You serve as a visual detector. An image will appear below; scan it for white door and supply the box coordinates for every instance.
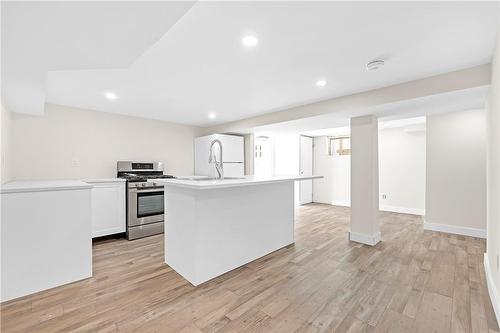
[254,136,272,177]
[300,136,313,205]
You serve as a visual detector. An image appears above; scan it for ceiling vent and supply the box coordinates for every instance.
[366,59,385,71]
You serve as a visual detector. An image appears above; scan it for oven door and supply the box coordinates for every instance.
[128,187,164,227]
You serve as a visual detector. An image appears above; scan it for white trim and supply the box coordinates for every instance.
[331,200,350,207]
[380,205,425,216]
[484,253,500,325]
[423,221,486,238]
[312,199,334,205]
[349,231,381,246]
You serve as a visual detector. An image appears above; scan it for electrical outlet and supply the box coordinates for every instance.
[382,194,387,200]
[71,158,80,168]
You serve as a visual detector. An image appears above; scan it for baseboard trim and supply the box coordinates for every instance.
[331,200,350,207]
[312,199,334,205]
[484,253,500,325]
[380,205,425,216]
[423,221,486,239]
[349,231,381,246]
[313,201,424,215]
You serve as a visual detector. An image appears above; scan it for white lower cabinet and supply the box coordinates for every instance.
[86,180,126,238]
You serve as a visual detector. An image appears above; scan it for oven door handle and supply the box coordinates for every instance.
[129,188,164,194]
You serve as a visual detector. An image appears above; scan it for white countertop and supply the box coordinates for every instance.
[150,175,323,190]
[82,178,126,183]
[1,180,93,194]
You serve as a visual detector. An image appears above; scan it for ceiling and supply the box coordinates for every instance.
[2,2,499,127]
[1,1,195,115]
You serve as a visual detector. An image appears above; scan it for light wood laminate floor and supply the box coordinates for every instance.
[1,204,498,333]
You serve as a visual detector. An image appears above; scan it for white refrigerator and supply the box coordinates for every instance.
[194,134,245,177]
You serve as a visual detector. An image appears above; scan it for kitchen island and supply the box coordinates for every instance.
[152,175,322,286]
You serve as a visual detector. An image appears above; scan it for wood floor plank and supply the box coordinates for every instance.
[372,309,413,333]
[412,291,453,333]
[452,246,472,333]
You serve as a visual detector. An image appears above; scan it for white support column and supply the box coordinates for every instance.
[244,134,255,176]
[349,115,380,246]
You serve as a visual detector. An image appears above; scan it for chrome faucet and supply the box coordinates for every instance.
[208,139,224,179]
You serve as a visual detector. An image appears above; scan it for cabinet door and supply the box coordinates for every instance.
[91,182,126,237]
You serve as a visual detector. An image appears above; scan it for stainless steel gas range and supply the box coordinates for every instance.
[117,161,174,240]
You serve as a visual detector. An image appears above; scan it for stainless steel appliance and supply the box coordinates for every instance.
[117,161,174,240]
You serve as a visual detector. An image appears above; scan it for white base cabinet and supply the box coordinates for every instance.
[86,179,126,238]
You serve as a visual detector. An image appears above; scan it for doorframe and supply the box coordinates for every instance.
[299,135,314,205]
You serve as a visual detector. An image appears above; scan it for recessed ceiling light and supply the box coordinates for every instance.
[104,91,118,100]
[208,112,216,120]
[316,80,327,87]
[242,35,258,47]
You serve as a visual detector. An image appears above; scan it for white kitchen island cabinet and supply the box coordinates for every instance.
[0,180,93,302]
[152,175,322,286]
[84,179,126,238]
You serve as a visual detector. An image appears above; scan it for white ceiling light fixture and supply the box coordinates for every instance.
[208,112,216,120]
[316,80,327,87]
[366,59,385,71]
[104,91,118,100]
[242,35,258,47]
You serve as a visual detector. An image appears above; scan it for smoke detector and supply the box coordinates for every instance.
[366,59,385,71]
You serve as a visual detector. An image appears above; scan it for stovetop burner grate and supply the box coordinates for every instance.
[117,172,174,182]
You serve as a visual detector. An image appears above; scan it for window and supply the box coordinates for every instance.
[327,136,351,156]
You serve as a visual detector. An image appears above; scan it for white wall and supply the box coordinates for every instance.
[425,109,486,236]
[1,104,13,183]
[486,27,500,322]
[313,124,426,214]
[10,104,201,180]
[273,134,300,176]
[379,126,426,215]
[272,134,300,206]
[312,137,350,206]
